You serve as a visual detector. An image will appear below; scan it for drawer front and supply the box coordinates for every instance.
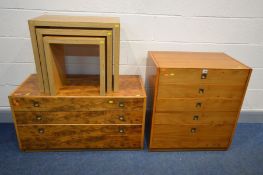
[159,68,249,86]
[15,110,143,124]
[156,98,241,112]
[150,124,232,149]
[18,125,142,150]
[11,97,144,111]
[158,84,244,99]
[154,112,237,125]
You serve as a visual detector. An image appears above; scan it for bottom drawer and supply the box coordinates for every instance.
[18,125,142,150]
[150,124,233,149]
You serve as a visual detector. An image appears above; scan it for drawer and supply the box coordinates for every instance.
[10,97,144,111]
[151,135,230,149]
[158,84,244,99]
[15,110,143,124]
[150,124,232,149]
[154,112,237,125]
[18,125,142,150]
[156,98,241,112]
[159,68,249,86]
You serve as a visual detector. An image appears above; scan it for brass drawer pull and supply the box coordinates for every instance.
[36,115,42,121]
[201,69,208,79]
[38,128,45,134]
[13,99,19,106]
[191,128,197,133]
[119,115,125,121]
[108,100,114,104]
[196,102,202,108]
[119,128,125,133]
[199,88,204,94]
[119,102,125,108]
[201,73,207,79]
[193,115,199,120]
[32,101,40,107]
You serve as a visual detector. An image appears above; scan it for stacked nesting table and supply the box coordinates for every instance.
[29,15,120,94]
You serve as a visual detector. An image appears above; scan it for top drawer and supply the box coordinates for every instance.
[159,68,249,85]
[10,97,144,112]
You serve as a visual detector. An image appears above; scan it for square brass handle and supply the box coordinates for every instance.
[32,101,40,107]
[201,69,208,79]
[119,128,125,133]
[196,102,202,108]
[35,115,42,121]
[199,88,205,94]
[119,115,125,121]
[38,128,45,134]
[201,73,207,79]
[108,100,114,104]
[193,115,199,120]
[191,128,197,133]
[119,102,125,107]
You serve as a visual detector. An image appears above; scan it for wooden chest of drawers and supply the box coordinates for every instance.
[146,51,252,151]
[9,74,146,151]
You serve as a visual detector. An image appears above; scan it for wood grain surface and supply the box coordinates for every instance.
[11,96,144,112]
[18,125,142,150]
[150,124,232,149]
[15,110,143,124]
[11,74,145,97]
[150,135,229,149]
[149,51,250,69]
[147,51,252,150]
[153,111,237,125]
[156,98,241,112]
[158,68,250,85]
[9,75,146,151]
[158,84,245,99]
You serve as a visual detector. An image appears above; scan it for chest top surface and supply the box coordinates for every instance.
[149,51,250,69]
[11,75,145,97]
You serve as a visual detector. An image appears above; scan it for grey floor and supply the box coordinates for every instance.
[0,123,262,175]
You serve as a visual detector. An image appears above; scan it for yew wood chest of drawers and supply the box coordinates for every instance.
[9,74,146,151]
[146,51,252,151]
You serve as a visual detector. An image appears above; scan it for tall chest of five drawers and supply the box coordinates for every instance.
[146,51,252,151]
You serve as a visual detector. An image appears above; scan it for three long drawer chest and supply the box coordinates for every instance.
[9,74,146,151]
